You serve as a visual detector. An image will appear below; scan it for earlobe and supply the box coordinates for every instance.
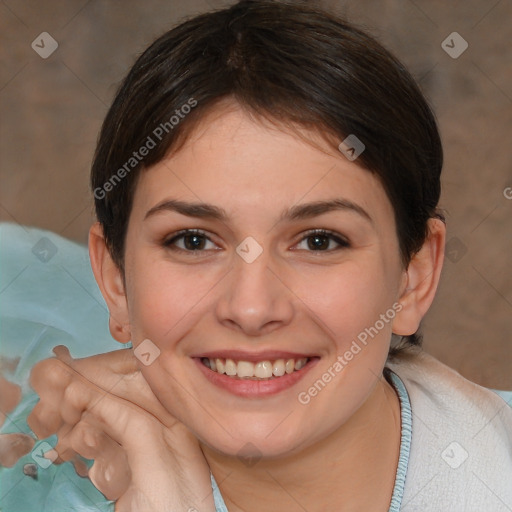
[88,222,131,344]
[392,218,446,336]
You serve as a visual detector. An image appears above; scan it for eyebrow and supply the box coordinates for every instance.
[144,198,373,224]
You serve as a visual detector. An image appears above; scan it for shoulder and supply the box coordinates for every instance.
[386,349,512,511]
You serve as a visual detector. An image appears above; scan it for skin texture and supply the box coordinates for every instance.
[29,346,216,512]
[29,100,445,511]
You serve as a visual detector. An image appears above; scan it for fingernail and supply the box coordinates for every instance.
[83,430,96,448]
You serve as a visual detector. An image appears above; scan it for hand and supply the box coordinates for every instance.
[27,346,215,512]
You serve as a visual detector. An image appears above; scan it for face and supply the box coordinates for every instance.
[121,101,406,458]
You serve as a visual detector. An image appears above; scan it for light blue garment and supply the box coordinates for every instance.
[1,222,511,511]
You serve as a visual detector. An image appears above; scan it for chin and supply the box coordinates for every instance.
[194,420,316,461]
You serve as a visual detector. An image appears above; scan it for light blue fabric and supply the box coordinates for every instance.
[386,369,412,512]
[210,473,229,512]
[1,222,510,511]
[0,223,118,512]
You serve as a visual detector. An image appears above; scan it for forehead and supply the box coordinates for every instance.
[131,102,395,229]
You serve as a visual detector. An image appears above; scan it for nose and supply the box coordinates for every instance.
[215,245,294,337]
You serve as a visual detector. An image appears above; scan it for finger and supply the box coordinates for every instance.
[71,454,90,478]
[53,371,155,450]
[54,345,139,380]
[52,423,75,463]
[28,359,74,439]
[45,347,176,429]
[27,401,64,439]
[52,346,147,406]
[59,355,177,439]
[29,362,125,441]
[66,421,131,500]
[78,348,139,376]
[60,379,94,426]
[88,447,131,500]
[29,358,73,397]
[29,353,124,434]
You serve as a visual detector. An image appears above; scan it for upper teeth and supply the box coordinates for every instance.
[202,358,308,379]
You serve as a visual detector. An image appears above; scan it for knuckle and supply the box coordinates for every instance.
[63,379,88,408]
[29,358,73,394]
[70,422,96,450]
[27,403,59,438]
[29,359,54,391]
[61,379,95,426]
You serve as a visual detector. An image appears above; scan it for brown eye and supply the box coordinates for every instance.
[164,229,217,252]
[295,229,350,252]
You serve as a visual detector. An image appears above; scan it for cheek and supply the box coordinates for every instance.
[293,265,394,433]
[296,259,395,342]
[294,259,397,403]
[126,256,226,344]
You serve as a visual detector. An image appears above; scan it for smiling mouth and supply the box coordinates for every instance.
[200,357,314,380]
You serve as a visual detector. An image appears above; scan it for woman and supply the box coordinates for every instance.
[26,1,512,510]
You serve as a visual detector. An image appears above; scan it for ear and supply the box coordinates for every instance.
[392,217,446,336]
[88,222,131,344]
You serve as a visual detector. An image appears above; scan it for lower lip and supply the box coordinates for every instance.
[193,357,319,398]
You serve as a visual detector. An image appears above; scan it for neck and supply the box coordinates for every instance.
[202,372,402,512]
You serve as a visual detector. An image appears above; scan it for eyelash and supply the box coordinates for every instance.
[162,228,350,254]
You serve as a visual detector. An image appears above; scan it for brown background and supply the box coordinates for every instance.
[1,0,511,389]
